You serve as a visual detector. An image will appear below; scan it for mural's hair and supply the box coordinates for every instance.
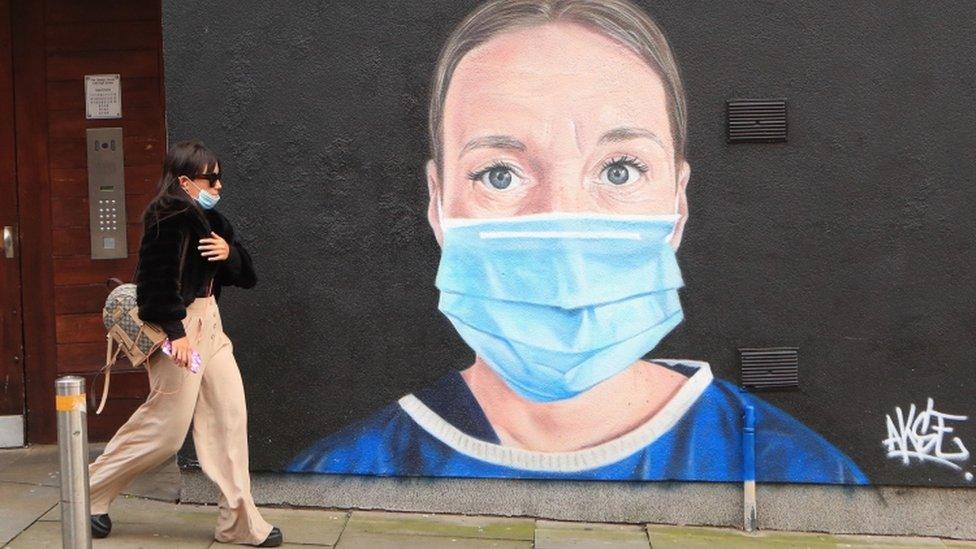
[428,0,687,172]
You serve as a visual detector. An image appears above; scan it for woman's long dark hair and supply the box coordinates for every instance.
[144,140,219,234]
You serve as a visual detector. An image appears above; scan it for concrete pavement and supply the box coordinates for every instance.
[2,445,974,548]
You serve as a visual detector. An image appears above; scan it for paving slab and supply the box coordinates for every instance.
[39,495,215,528]
[648,524,839,548]
[0,445,62,487]
[0,481,59,545]
[535,520,649,548]
[245,545,331,549]
[6,521,216,549]
[251,507,348,546]
[646,524,953,548]
[27,497,217,548]
[344,509,535,541]
[0,448,24,471]
[38,503,60,521]
[831,534,947,547]
[89,523,214,549]
[103,497,217,530]
[4,520,63,548]
[0,444,179,502]
[335,531,532,548]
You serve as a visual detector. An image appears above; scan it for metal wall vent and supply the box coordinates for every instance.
[739,347,799,390]
[727,99,788,143]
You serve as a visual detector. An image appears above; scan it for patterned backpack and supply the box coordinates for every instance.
[97,234,188,414]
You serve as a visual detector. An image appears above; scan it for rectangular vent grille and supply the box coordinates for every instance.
[739,347,799,390]
[727,99,788,143]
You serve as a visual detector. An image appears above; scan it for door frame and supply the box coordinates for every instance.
[0,0,26,447]
[11,0,58,444]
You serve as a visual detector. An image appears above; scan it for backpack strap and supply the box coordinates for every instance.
[96,322,141,415]
[96,334,123,415]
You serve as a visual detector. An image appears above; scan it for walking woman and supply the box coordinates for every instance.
[88,140,282,547]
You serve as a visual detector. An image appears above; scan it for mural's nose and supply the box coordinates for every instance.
[544,164,588,213]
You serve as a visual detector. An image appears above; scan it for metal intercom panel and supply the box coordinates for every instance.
[86,127,127,259]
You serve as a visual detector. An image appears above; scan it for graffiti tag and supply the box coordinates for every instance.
[883,398,971,479]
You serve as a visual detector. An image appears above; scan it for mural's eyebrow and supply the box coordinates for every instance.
[598,127,666,148]
[460,135,527,157]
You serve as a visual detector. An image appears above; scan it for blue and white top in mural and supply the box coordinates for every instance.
[288,360,867,484]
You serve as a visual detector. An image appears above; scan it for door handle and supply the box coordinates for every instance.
[2,226,14,258]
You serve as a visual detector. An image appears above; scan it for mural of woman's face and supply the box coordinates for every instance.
[428,22,690,245]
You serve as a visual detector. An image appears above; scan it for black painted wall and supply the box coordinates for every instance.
[162,1,976,485]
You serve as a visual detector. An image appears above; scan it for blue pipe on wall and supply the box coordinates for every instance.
[743,404,757,532]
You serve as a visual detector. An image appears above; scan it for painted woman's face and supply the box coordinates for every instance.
[430,22,689,226]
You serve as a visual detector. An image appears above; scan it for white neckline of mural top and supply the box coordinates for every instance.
[397,359,713,473]
[442,212,682,229]
[479,230,642,240]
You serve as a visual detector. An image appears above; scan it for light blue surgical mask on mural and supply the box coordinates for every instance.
[435,212,685,402]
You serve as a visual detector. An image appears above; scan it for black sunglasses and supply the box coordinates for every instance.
[193,172,222,186]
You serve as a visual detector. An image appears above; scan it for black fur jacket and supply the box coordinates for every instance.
[136,202,256,340]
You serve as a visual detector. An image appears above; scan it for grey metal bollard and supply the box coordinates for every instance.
[56,376,92,549]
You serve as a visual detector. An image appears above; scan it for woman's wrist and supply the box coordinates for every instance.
[159,319,186,340]
[222,244,242,270]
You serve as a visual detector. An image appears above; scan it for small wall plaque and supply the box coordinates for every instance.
[85,74,122,120]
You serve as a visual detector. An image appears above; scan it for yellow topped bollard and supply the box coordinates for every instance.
[56,376,92,549]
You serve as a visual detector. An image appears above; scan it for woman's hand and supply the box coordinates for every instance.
[169,337,195,368]
[199,231,230,261]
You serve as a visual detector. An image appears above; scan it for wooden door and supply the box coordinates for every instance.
[0,0,26,447]
[8,0,165,443]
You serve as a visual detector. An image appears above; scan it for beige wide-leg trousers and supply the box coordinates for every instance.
[88,296,272,545]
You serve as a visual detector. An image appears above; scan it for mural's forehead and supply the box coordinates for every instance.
[442,22,673,156]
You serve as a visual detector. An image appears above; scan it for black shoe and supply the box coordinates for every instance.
[257,526,282,547]
[91,514,112,538]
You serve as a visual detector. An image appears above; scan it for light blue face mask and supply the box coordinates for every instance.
[190,182,220,210]
[435,213,685,402]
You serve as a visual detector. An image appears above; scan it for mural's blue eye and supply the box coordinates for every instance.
[606,164,630,185]
[599,157,649,186]
[486,167,513,189]
[470,163,524,191]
